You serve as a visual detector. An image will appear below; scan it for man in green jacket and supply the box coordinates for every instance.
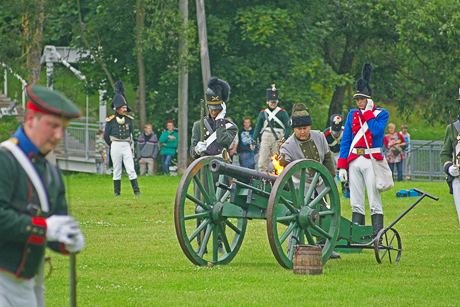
[159,120,178,175]
[253,84,291,171]
[0,85,85,306]
[440,87,460,224]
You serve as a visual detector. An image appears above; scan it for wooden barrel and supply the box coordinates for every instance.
[293,244,323,275]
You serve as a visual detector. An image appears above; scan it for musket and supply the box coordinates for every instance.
[200,99,205,157]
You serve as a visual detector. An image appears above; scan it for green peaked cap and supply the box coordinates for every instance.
[27,84,81,118]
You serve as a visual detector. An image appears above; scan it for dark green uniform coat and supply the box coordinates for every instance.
[104,114,135,146]
[440,121,460,171]
[0,127,69,279]
[190,116,237,159]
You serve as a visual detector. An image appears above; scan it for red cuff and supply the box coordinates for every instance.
[337,158,348,170]
[32,217,47,228]
[363,110,375,121]
[60,242,70,255]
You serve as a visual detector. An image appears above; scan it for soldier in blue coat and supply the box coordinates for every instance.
[0,85,85,306]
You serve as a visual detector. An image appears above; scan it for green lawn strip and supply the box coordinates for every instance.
[44,174,459,306]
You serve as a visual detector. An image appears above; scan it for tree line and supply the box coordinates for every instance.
[1,0,460,171]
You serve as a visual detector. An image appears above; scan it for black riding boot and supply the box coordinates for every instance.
[114,180,121,196]
[130,179,140,195]
[371,214,384,245]
[352,212,366,226]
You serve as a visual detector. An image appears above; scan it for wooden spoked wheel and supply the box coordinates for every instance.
[266,159,341,269]
[374,228,402,264]
[174,157,247,266]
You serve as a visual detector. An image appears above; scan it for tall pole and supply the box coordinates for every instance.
[178,0,189,174]
[196,0,211,97]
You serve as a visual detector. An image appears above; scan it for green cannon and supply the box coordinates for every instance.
[174,157,438,268]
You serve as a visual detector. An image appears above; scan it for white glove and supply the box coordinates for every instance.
[339,168,348,182]
[448,165,460,177]
[364,99,374,112]
[46,215,80,245]
[65,230,85,253]
[195,141,207,154]
[215,102,227,120]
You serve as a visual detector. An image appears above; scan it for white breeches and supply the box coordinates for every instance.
[111,141,137,180]
[0,272,37,307]
[258,131,282,172]
[348,156,383,215]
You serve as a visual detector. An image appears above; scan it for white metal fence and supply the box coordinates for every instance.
[399,140,445,182]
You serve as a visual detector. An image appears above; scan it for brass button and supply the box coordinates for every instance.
[26,226,31,232]
[33,228,38,233]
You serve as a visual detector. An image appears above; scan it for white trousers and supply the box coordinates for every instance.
[0,271,37,307]
[349,156,383,215]
[258,130,282,172]
[111,141,137,181]
[453,178,460,223]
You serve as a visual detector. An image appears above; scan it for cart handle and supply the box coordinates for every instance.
[386,188,439,230]
[413,188,439,201]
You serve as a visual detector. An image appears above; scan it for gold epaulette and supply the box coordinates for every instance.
[106,115,115,122]
[126,114,134,120]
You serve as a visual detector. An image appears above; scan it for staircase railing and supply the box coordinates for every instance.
[1,62,27,109]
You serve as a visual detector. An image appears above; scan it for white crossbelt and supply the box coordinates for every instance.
[262,107,285,130]
[348,109,382,155]
[0,140,49,212]
[205,122,235,149]
[351,147,381,155]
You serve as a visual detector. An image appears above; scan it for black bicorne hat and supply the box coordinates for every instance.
[330,114,343,133]
[266,84,279,102]
[290,103,312,128]
[353,63,372,99]
[206,77,230,110]
[111,81,131,112]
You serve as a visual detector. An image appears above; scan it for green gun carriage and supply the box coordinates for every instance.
[174,157,438,268]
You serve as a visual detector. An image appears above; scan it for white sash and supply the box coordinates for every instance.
[0,140,49,212]
[348,109,382,155]
[205,123,235,149]
[262,107,285,130]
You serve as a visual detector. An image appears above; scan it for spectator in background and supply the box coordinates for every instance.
[137,123,159,176]
[159,120,178,175]
[383,123,407,182]
[237,118,255,169]
[400,124,411,180]
[95,129,108,175]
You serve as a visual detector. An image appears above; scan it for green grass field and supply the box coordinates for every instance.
[43,174,459,306]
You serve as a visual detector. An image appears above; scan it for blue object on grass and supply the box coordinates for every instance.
[396,189,422,198]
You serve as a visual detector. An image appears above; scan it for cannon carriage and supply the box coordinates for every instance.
[174,157,438,268]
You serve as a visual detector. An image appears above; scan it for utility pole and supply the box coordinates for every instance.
[196,0,211,97]
[177,0,189,174]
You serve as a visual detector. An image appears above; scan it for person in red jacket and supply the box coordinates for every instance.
[383,123,407,181]
[337,63,389,240]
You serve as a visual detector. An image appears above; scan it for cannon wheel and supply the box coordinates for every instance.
[174,156,247,266]
[374,227,402,264]
[266,159,341,269]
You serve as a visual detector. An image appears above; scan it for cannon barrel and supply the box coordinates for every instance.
[209,159,278,184]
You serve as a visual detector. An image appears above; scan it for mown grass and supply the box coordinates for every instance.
[44,174,459,306]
